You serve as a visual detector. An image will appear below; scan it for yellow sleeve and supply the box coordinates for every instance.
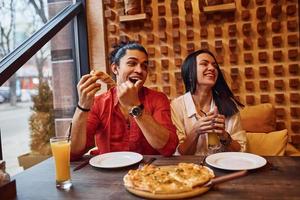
[170,100,186,144]
[228,113,247,152]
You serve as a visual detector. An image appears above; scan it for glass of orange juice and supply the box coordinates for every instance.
[207,132,221,155]
[50,136,72,190]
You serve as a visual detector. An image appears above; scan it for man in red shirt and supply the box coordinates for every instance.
[70,42,178,160]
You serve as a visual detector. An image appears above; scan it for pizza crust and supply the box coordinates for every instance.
[126,185,210,200]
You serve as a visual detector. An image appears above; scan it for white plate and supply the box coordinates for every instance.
[206,152,267,170]
[89,151,143,169]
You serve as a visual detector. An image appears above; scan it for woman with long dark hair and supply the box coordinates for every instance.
[171,49,246,155]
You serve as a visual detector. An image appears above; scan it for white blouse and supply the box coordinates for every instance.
[171,92,247,155]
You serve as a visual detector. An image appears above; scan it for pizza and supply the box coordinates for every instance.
[90,70,116,87]
[123,163,214,195]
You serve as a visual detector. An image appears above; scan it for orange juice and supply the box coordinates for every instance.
[207,132,220,146]
[50,137,72,189]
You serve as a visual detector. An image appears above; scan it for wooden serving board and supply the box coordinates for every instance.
[125,186,210,199]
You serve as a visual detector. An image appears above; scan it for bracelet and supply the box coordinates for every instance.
[220,133,232,146]
[77,104,90,112]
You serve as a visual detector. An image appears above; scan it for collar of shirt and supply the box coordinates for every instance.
[183,92,215,119]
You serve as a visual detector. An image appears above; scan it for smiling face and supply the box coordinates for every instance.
[111,49,148,86]
[196,53,218,90]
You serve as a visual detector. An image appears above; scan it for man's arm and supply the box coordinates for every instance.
[118,80,178,156]
[70,73,101,159]
[135,111,171,148]
[70,109,89,158]
[133,106,178,156]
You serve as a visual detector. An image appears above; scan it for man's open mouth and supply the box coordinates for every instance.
[129,77,140,84]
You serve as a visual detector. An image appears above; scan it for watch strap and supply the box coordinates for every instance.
[220,133,232,146]
[137,104,144,110]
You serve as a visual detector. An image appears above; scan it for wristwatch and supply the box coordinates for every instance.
[129,104,144,118]
[220,133,232,146]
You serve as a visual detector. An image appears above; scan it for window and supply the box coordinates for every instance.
[0,0,72,58]
[0,0,88,175]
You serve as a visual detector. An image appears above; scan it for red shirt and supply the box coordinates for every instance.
[72,87,178,159]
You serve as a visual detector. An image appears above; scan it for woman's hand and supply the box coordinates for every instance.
[191,112,215,136]
[77,74,101,109]
[192,107,227,138]
[210,107,240,150]
[210,107,228,140]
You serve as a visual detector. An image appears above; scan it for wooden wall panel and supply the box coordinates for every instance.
[87,0,300,144]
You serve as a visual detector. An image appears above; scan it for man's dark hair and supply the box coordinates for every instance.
[109,41,148,65]
[181,49,244,117]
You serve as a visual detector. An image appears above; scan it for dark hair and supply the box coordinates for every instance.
[181,49,244,117]
[109,41,148,65]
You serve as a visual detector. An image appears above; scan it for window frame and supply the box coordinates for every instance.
[0,0,89,86]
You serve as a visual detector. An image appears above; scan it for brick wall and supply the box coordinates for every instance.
[86,0,300,145]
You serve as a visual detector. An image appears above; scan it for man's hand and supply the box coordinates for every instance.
[117,79,143,108]
[91,70,116,87]
[77,73,101,109]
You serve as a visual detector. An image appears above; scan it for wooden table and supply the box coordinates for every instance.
[13,155,300,200]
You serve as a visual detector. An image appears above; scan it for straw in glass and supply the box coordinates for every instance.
[67,122,72,142]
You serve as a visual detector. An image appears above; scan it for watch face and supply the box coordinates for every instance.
[132,107,142,116]
[129,104,144,118]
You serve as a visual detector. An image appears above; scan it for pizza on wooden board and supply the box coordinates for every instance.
[90,70,116,87]
[123,163,215,195]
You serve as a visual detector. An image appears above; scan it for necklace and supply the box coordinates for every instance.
[192,94,211,117]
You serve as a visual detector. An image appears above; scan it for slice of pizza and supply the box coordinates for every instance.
[124,164,191,194]
[90,70,116,87]
[124,165,157,192]
[167,163,215,188]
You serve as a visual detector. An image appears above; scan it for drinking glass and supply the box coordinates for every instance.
[50,136,72,190]
[207,132,221,155]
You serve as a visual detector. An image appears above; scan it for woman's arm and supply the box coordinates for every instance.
[171,103,215,155]
[213,112,246,152]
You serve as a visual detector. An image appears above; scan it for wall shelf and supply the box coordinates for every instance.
[119,13,147,22]
[203,3,236,13]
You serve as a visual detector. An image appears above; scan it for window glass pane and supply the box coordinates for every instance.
[1,3,78,176]
[1,44,54,175]
[0,0,72,58]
